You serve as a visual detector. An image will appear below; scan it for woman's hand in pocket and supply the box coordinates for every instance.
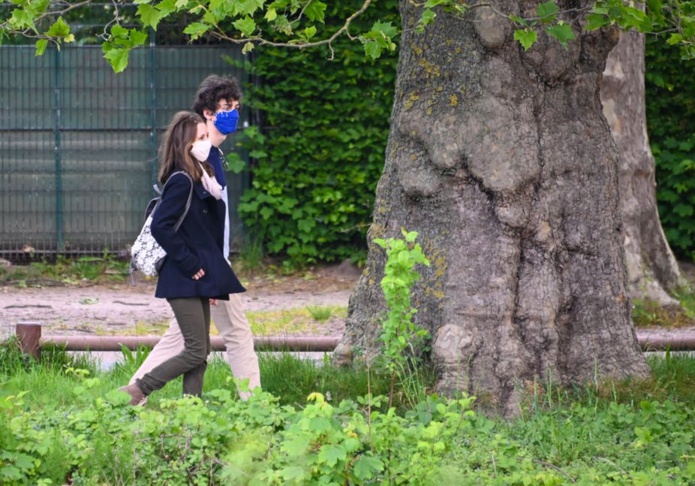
[192,268,205,280]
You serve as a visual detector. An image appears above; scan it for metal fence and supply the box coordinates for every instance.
[0,44,249,261]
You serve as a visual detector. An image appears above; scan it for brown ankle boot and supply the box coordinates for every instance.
[118,383,147,406]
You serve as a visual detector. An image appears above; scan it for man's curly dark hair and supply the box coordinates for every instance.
[191,75,243,117]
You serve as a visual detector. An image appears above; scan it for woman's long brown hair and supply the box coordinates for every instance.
[158,111,211,184]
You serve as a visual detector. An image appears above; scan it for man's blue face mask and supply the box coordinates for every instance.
[213,109,239,135]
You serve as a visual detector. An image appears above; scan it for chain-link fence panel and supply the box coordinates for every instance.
[0,44,248,261]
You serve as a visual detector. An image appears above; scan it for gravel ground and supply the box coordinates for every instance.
[1,262,361,341]
[2,261,695,348]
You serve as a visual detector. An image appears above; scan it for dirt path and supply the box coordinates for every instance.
[1,262,361,340]
[2,261,695,346]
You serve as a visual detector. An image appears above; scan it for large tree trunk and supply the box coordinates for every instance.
[335,1,650,416]
[601,28,686,307]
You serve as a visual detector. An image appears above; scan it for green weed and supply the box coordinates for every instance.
[632,297,695,328]
[306,305,332,322]
[233,235,265,275]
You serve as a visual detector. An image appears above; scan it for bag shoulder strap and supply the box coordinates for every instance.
[151,171,193,231]
[167,171,194,232]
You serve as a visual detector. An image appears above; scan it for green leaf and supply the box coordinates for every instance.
[318,444,346,467]
[404,230,418,243]
[674,203,694,217]
[35,38,48,56]
[371,20,398,40]
[226,153,246,173]
[12,453,34,470]
[129,30,148,47]
[417,8,436,32]
[667,33,684,46]
[280,466,309,482]
[10,9,37,32]
[103,48,130,73]
[621,5,650,31]
[514,29,537,51]
[364,41,381,59]
[585,13,609,31]
[282,434,311,456]
[353,454,384,481]
[302,26,317,40]
[184,22,211,39]
[260,207,274,220]
[298,218,316,232]
[265,8,277,21]
[304,0,327,22]
[137,3,165,30]
[110,25,129,38]
[235,0,264,16]
[46,17,70,38]
[537,1,559,23]
[509,15,527,27]
[273,15,293,35]
[234,16,257,37]
[156,0,177,16]
[546,23,575,47]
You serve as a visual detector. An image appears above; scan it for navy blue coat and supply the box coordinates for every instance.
[151,172,245,300]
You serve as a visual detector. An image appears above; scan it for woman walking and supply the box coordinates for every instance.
[120,111,245,404]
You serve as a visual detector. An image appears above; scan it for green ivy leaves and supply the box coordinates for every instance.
[233,1,399,266]
[646,36,695,259]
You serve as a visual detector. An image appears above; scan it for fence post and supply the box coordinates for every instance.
[16,321,43,358]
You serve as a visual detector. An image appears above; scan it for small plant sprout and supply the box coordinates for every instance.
[374,229,431,406]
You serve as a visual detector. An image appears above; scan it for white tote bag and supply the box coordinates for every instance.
[131,172,193,277]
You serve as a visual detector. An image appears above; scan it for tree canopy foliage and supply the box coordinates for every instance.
[1,1,694,72]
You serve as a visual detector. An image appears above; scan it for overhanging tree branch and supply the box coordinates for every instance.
[1,0,694,72]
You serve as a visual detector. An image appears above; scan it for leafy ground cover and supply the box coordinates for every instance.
[0,341,694,485]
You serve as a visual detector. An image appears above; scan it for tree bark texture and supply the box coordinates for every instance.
[335,0,650,415]
[600,27,685,307]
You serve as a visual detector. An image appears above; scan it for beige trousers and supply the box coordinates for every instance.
[129,293,261,399]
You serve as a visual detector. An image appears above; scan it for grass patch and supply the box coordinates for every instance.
[632,296,695,327]
[245,306,347,335]
[631,284,695,328]
[132,320,170,336]
[0,344,426,412]
[306,305,333,322]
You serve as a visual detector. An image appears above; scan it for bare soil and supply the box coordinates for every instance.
[0,261,362,340]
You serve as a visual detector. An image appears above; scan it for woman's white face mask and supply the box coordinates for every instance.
[190,140,212,163]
